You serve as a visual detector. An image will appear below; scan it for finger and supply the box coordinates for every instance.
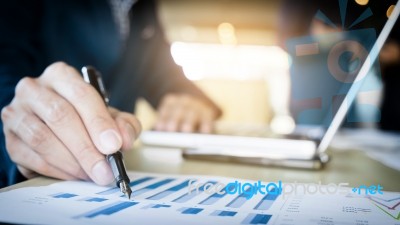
[109,107,142,135]
[199,110,215,134]
[15,76,114,185]
[3,105,88,180]
[156,97,187,132]
[165,106,185,132]
[180,110,199,133]
[155,94,178,131]
[4,131,76,180]
[109,108,142,151]
[40,62,122,154]
[199,117,214,134]
[17,165,39,180]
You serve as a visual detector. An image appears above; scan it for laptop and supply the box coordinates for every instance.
[140,1,400,169]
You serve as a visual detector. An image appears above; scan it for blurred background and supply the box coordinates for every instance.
[136,0,292,132]
[135,0,399,133]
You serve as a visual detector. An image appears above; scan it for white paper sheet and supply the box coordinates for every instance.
[331,128,400,171]
[0,172,399,225]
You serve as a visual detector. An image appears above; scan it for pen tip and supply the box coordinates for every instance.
[125,187,132,200]
[120,180,132,200]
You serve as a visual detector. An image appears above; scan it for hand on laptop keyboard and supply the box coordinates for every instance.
[154,94,221,134]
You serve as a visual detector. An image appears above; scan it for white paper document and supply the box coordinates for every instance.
[0,172,399,225]
[331,128,400,171]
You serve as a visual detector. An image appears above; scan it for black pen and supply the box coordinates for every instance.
[81,66,132,199]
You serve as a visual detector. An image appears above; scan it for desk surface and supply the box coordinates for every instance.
[1,145,399,193]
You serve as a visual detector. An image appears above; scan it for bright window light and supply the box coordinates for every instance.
[170,42,290,80]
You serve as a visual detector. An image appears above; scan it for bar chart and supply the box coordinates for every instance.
[0,172,399,225]
[48,175,277,224]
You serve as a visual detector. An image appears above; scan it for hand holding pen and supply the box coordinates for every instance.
[2,62,141,191]
[82,66,134,198]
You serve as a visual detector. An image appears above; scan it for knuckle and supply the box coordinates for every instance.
[69,81,92,101]
[181,94,191,103]
[45,99,71,124]
[22,116,48,149]
[90,114,112,129]
[15,77,36,96]
[164,93,178,104]
[1,105,13,122]
[51,61,69,69]
[42,62,81,82]
[44,62,69,76]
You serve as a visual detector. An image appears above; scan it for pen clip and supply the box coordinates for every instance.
[81,66,110,105]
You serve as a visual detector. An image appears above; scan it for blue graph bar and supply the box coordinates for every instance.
[199,194,223,205]
[226,187,251,208]
[52,193,77,198]
[76,201,138,218]
[81,197,108,202]
[179,207,203,215]
[147,180,192,200]
[173,181,217,203]
[254,189,279,210]
[151,204,171,208]
[241,213,272,224]
[97,177,154,195]
[133,178,175,196]
[142,204,172,209]
[199,183,233,205]
[210,210,237,217]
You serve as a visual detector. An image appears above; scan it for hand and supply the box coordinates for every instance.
[1,62,141,185]
[154,93,221,133]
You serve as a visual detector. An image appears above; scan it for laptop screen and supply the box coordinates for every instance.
[284,0,400,151]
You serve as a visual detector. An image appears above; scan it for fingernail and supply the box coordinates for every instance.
[100,129,122,153]
[92,160,114,185]
[154,122,164,131]
[166,122,177,132]
[181,123,193,133]
[200,124,212,134]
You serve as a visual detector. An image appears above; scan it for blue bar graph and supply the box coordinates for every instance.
[173,181,217,203]
[241,213,272,224]
[210,210,237,217]
[147,180,192,200]
[179,207,203,215]
[133,178,175,196]
[226,187,251,208]
[80,197,108,202]
[97,177,154,195]
[75,201,138,218]
[52,193,78,198]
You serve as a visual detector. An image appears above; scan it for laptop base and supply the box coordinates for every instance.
[182,148,329,170]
